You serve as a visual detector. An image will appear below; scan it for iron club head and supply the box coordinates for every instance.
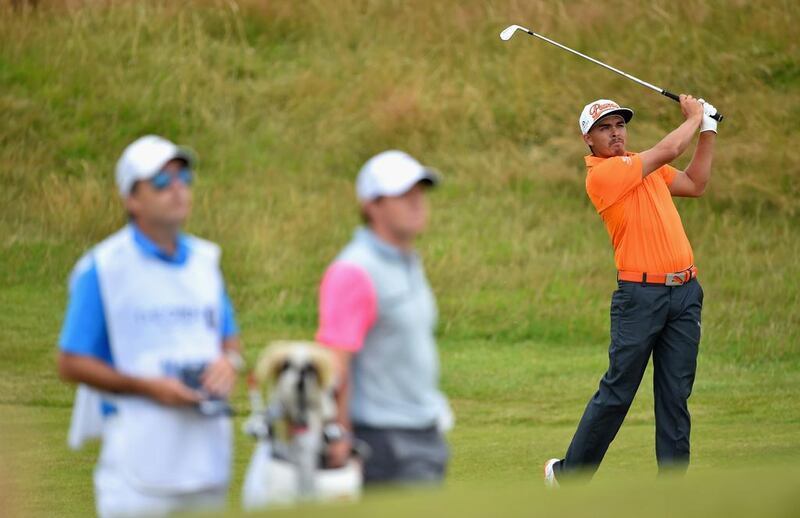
[500,24,531,41]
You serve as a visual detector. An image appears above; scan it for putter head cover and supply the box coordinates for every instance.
[254,341,337,425]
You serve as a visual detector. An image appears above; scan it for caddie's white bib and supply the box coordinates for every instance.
[94,225,231,493]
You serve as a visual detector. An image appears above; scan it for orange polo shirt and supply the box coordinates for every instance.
[585,152,694,273]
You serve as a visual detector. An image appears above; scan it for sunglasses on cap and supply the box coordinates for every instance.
[149,168,193,190]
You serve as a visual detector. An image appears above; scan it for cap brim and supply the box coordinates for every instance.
[401,167,440,194]
[588,108,634,132]
[419,167,440,187]
[141,146,196,182]
[171,146,196,168]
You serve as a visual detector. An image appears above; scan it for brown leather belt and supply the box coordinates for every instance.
[617,265,698,286]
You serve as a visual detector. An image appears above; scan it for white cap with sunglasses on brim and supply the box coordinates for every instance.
[115,135,196,196]
[579,99,634,135]
[356,150,440,202]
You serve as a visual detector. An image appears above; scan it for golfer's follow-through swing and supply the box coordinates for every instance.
[500,24,724,122]
[500,23,721,484]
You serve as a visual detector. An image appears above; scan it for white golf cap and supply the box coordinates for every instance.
[115,135,195,196]
[356,150,439,202]
[579,99,634,135]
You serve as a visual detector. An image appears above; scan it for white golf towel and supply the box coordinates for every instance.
[67,383,105,450]
[242,440,273,510]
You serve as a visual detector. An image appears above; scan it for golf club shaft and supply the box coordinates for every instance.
[518,27,724,122]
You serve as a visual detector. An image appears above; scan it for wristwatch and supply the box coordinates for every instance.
[323,423,352,443]
[223,349,246,373]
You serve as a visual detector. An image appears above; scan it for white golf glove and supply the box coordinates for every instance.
[698,99,718,133]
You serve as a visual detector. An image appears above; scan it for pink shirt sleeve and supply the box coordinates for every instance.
[315,261,377,352]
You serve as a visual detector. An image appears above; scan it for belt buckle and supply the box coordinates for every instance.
[664,272,686,286]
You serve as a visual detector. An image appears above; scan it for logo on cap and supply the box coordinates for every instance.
[589,102,620,120]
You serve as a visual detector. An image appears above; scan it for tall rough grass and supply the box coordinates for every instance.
[1,0,798,360]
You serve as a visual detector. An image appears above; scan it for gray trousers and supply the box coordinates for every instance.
[354,425,448,485]
[559,278,703,478]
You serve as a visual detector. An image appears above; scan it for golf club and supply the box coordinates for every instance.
[500,24,724,122]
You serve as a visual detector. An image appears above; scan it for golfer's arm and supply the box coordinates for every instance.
[330,349,354,433]
[58,351,148,396]
[640,115,702,177]
[670,132,715,197]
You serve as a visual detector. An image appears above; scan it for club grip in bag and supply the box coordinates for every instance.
[662,89,724,122]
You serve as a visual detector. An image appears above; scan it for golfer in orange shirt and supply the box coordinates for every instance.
[544,95,719,486]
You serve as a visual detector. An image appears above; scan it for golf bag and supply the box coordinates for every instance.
[241,341,364,510]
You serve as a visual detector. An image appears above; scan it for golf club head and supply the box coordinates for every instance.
[500,24,530,41]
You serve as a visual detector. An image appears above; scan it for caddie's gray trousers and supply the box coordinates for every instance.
[559,278,703,478]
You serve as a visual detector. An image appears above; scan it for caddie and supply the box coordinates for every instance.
[315,150,453,485]
[57,135,245,517]
[545,96,718,485]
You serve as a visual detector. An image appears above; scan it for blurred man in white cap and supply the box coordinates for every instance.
[57,135,245,517]
[315,150,453,485]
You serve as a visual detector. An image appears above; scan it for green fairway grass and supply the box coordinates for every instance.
[1,1,799,516]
